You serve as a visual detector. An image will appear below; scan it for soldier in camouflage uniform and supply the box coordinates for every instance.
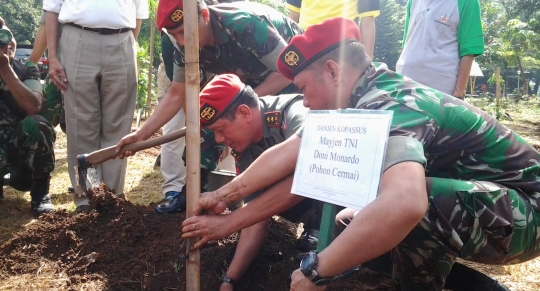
[117,0,304,214]
[182,18,539,290]
[197,74,319,290]
[0,18,56,217]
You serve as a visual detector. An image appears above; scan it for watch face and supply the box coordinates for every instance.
[300,251,318,276]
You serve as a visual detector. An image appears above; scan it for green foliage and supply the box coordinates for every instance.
[0,0,41,44]
[487,73,505,91]
[373,0,406,70]
[136,45,156,112]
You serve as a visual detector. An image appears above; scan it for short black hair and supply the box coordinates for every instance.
[219,85,258,121]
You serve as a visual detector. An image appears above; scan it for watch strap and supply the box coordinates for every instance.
[220,273,237,287]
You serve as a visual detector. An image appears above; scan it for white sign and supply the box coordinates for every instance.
[291,110,393,210]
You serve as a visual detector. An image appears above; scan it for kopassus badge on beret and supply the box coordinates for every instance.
[200,103,219,124]
[170,8,184,23]
[281,44,305,72]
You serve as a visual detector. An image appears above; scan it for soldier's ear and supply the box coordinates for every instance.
[326,60,340,85]
[200,8,210,23]
[236,105,252,120]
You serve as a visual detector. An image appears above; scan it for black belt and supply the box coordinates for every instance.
[66,23,132,35]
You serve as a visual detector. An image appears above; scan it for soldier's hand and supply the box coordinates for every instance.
[181,214,234,250]
[0,44,10,71]
[290,269,327,291]
[195,191,228,216]
[116,131,144,159]
[48,57,67,91]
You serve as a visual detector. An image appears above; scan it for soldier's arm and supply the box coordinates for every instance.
[0,52,42,115]
[134,80,186,141]
[252,72,293,97]
[310,161,428,278]
[195,134,301,214]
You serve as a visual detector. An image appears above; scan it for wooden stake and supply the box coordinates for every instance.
[146,20,156,114]
[184,0,201,291]
[496,67,501,118]
[184,0,201,290]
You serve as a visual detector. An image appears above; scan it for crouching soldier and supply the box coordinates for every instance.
[0,17,55,217]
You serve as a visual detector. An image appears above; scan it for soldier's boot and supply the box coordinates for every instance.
[30,176,55,218]
[154,168,211,214]
[444,262,511,291]
[0,175,4,200]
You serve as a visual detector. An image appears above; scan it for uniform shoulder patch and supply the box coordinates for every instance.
[230,150,242,161]
[265,111,280,127]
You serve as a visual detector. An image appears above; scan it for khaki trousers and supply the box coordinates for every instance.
[60,25,137,206]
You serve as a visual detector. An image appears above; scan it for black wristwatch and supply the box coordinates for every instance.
[220,273,237,287]
[299,251,333,286]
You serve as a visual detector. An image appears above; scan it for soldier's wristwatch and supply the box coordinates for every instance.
[300,251,333,286]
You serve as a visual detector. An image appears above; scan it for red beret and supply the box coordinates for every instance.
[277,17,361,80]
[157,0,185,31]
[200,74,246,126]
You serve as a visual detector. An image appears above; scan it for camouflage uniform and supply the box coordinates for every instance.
[232,94,316,221]
[39,77,63,128]
[0,60,55,188]
[172,2,303,170]
[347,63,540,290]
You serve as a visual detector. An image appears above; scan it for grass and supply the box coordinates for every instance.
[2,97,540,290]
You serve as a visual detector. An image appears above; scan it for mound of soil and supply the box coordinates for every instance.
[0,185,394,291]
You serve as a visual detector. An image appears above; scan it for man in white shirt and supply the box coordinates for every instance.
[43,0,149,212]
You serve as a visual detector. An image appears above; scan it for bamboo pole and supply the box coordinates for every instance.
[146,20,156,116]
[495,67,501,119]
[184,0,201,290]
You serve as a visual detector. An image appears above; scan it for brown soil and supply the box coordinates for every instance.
[0,185,395,291]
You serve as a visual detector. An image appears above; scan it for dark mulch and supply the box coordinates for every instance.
[0,185,394,291]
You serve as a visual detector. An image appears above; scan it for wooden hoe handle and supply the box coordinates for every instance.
[83,127,187,167]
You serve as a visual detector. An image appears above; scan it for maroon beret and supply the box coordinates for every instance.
[157,0,185,31]
[277,17,361,80]
[200,74,246,126]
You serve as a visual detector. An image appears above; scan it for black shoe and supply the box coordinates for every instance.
[30,176,55,218]
[154,191,186,214]
[444,262,511,291]
[68,185,74,193]
[296,229,319,252]
[31,194,55,218]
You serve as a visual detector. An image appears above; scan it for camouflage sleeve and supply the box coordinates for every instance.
[237,17,289,72]
[383,136,426,170]
[23,63,43,95]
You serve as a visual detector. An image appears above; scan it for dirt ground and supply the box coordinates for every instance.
[0,186,394,291]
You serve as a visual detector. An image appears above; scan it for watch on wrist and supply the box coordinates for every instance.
[299,251,333,286]
[220,273,237,287]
